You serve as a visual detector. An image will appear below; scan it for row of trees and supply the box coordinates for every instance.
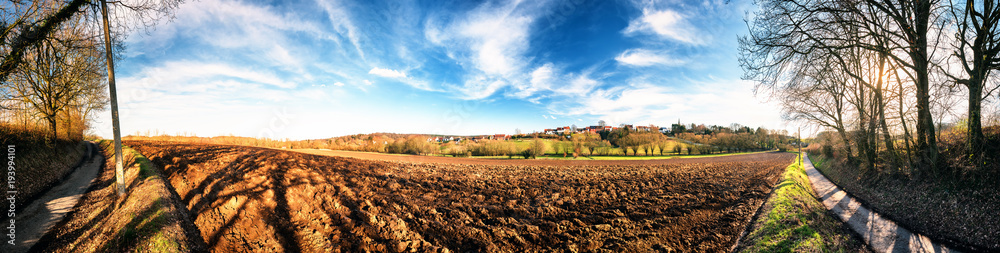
[741,0,999,177]
[3,0,181,196]
[2,1,109,142]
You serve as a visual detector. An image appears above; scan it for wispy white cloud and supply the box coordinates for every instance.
[432,2,535,77]
[624,8,704,45]
[140,0,327,50]
[425,1,553,99]
[333,82,345,87]
[508,63,555,98]
[128,61,297,89]
[615,48,686,66]
[451,77,508,100]
[562,72,601,97]
[368,67,407,78]
[317,0,367,60]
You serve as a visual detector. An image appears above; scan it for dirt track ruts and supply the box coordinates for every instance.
[126,141,795,252]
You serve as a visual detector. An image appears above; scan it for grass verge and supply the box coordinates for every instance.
[31,140,207,252]
[736,153,868,252]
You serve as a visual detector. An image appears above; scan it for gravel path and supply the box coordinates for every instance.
[1,142,102,253]
[803,154,960,253]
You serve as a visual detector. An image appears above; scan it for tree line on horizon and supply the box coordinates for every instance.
[123,122,800,159]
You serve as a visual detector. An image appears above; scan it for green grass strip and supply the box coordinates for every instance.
[740,154,864,252]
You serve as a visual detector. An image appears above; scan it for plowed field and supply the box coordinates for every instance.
[126,141,794,252]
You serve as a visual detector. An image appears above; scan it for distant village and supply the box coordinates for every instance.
[429,121,680,143]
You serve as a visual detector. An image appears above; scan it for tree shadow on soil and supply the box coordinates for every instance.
[141,145,308,252]
[95,198,169,252]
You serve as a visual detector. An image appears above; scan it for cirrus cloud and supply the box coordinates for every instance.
[368,67,407,78]
[615,49,686,67]
[624,8,704,45]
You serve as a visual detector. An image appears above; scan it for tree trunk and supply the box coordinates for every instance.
[874,55,900,168]
[65,109,72,141]
[913,0,938,173]
[47,116,58,144]
[837,127,853,163]
[878,97,898,166]
[894,69,915,168]
[967,80,984,160]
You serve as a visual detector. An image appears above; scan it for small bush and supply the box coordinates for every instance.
[777,144,795,152]
[821,144,834,158]
[386,136,437,155]
[525,138,547,159]
[446,145,470,157]
[469,140,518,157]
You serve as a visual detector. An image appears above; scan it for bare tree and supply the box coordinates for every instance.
[1,0,91,82]
[947,0,1000,161]
[741,0,946,172]
[8,12,102,143]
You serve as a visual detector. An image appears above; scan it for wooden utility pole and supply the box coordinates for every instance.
[100,0,124,197]
[798,126,801,166]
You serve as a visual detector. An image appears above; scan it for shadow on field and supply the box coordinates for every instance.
[127,140,796,252]
[142,145,314,252]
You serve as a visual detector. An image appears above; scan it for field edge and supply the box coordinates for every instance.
[734,153,869,252]
[31,140,207,252]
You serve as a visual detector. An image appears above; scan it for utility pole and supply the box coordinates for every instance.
[100,0,124,197]
[798,126,801,166]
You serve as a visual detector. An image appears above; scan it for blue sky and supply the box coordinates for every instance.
[91,0,790,140]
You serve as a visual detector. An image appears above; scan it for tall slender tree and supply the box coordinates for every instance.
[948,0,1000,162]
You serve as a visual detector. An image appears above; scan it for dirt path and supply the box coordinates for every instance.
[803,154,959,253]
[1,142,102,253]
[290,148,781,166]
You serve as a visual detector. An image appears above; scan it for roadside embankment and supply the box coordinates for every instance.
[0,124,87,211]
[736,153,868,252]
[30,140,206,252]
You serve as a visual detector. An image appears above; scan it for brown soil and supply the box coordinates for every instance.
[127,141,795,252]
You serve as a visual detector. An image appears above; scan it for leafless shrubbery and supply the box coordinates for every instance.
[469,140,519,157]
[386,136,437,155]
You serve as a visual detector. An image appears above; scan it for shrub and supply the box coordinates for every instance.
[525,138,547,159]
[470,140,518,157]
[386,136,437,155]
[777,144,796,152]
[446,145,470,157]
[821,144,834,158]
